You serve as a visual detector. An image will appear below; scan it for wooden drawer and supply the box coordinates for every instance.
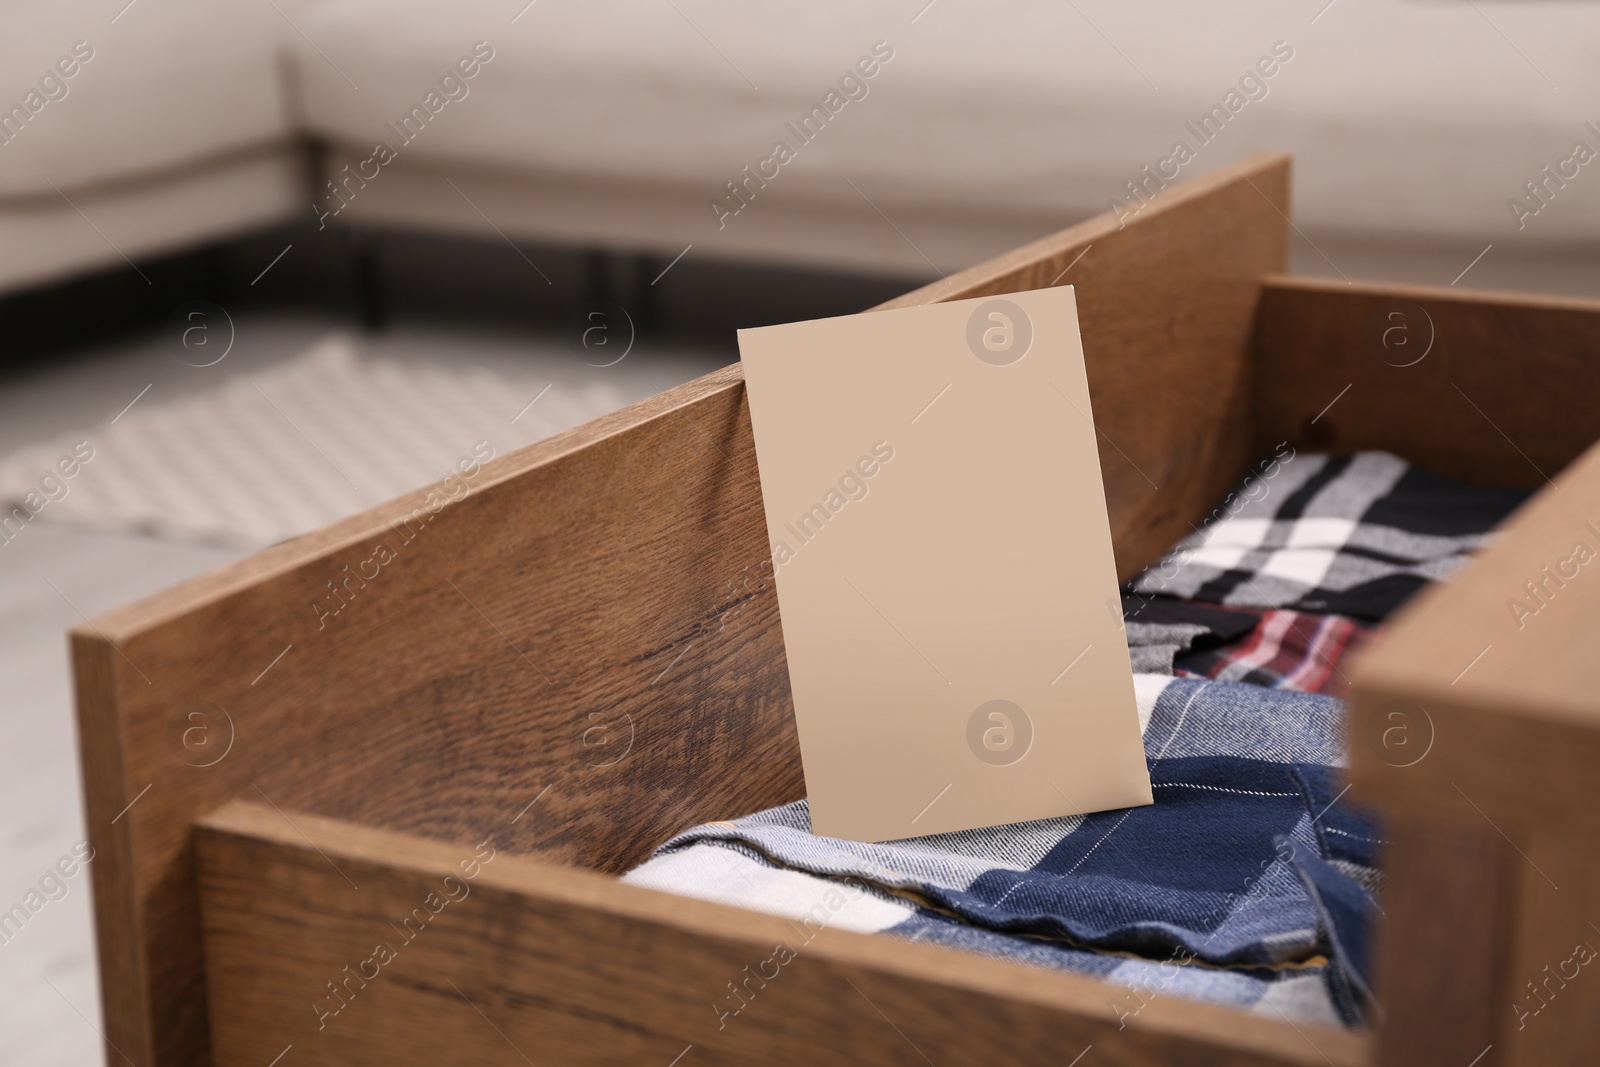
[73,153,1600,1066]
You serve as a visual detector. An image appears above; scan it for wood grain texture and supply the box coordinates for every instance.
[875,152,1291,579]
[1368,814,1600,1067]
[75,366,802,1067]
[1339,324,1600,1067]
[75,154,1295,1066]
[1500,828,1600,1067]
[197,800,1369,1067]
[1253,276,1600,486]
[1369,811,1518,1067]
[1347,438,1600,834]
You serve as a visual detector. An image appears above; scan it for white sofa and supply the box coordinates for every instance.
[4,0,1598,293]
[0,0,323,294]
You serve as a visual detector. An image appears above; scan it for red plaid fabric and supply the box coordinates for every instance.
[1174,607,1374,698]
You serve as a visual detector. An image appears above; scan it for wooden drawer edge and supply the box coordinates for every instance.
[196,799,1370,1067]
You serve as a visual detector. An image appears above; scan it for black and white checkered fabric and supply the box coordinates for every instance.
[1129,451,1532,621]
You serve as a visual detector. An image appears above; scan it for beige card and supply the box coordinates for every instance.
[737,285,1151,842]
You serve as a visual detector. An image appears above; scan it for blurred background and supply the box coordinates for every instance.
[1,1,1596,1062]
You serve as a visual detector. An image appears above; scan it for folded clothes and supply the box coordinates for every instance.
[1127,451,1530,621]
[1175,607,1374,697]
[626,676,1381,1027]
[628,450,1526,1030]
[1123,596,1373,697]
[1122,596,1259,674]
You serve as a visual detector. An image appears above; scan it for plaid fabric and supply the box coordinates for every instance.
[627,450,1525,1029]
[1174,607,1374,698]
[1122,596,1259,675]
[627,676,1380,1027]
[1124,596,1373,697]
[1128,451,1530,620]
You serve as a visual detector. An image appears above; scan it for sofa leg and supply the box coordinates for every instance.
[199,244,234,306]
[631,253,660,332]
[584,249,613,305]
[351,230,386,330]
[584,250,660,331]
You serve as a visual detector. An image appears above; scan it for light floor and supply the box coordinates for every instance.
[0,310,727,1067]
